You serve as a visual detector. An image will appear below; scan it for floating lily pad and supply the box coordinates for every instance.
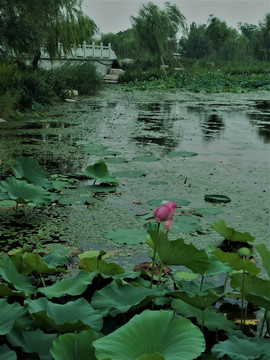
[147,198,190,207]
[204,195,231,203]
[167,151,198,157]
[115,170,146,178]
[171,216,202,234]
[83,145,109,155]
[133,156,159,162]
[87,185,117,193]
[148,181,168,185]
[104,229,146,244]
[99,157,127,164]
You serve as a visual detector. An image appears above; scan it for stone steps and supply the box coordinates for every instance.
[103,68,125,84]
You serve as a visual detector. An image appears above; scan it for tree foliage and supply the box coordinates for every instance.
[130,1,186,66]
[0,0,98,62]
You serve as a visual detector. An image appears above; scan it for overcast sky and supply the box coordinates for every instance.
[82,0,269,35]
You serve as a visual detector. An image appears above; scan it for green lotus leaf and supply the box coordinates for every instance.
[13,156,51,188]
[168,289,220,310]
[211,332,270,360]
[170,216,202,234]
[6,329,57,360]
[91,280,163,316]
[86,185,117,193]
[255,243,270,278]
[148,230,210,274]
[137,353,165,360]
[12,253,66,275]
[213,249,260,275]
[205,195,231,203]
[133,156,159,162]
[0,255,35,297]
[0,344,17,360]
[230,273,270,298]
[99,156,127,164]
[246,293,270,311]
[203,253,232,276]
[38,270,97,299]
[167,151,198,157]
[0,283,26,297]
[211,219,255,242]
[104,228,146,244]
[93,310,205,360]
[25,297,103,332]
[0,177,51,206]
[171,298,237,331]
[0,299,28,335]
[84,161,118,186]
[79,257,125,275]
[50,329,103,360]
[83,144,108,155]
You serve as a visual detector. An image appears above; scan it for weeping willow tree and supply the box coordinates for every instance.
[131,1,186,67]
[0,0,98,68]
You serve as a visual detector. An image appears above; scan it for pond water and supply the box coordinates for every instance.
[0,87,269,268]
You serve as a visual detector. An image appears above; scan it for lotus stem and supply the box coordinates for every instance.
[199,275,205,291]
[201,309,205,333]
[259,309,268,337]
[157,262,164,288]
[240,256,246,326]
[223,272,229,293]
[150,223,160,289]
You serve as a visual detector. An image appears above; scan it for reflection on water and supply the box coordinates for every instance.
[131,101,182,151]
[247,100,270,143]
[200,113,225,142]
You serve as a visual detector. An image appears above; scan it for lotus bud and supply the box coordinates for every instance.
[154,201,177,223]
[238,247,251,258]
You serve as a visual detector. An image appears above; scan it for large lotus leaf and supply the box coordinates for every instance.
[0,299,28,335]
[246,293,270,311]
[0,177,51,206]
[25,297,103,332]
[38,270,97,299]
[93,310,205,360]
[211,220,255,243]
[137,353,165,360]
[168,289,220,310]
[13,156,51,188]
[170,215,202,234]
[171,298,237,331]
[50,329,103,360]
[0,199,17,208]
[14,253,67,275]
[79,257,125,275]
[230,273,270,298]
[84,161,118,186]
[91,280,163,316]
[6,329,56,360]
[203,253,232,276]
[255,243,270,278]
[148,230,210,274]
[211,332,270,360]
[0,344,17,360]
[213,249,260,275]
[0,283,26,297]
[0,255,35,297]
[105,228,146,245]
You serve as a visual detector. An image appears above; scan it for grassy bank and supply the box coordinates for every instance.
[0,61,103,119]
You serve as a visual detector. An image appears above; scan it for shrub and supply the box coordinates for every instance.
[0,90,19,119]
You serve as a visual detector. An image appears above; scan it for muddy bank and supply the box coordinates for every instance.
[0,87,269,268]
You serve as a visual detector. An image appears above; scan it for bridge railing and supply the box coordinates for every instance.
[41,42,117,60]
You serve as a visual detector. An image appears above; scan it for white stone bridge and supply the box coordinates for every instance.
[39,42,117,74]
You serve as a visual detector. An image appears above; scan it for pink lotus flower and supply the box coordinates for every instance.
[154,201,177,223]
[162,218,173,232]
